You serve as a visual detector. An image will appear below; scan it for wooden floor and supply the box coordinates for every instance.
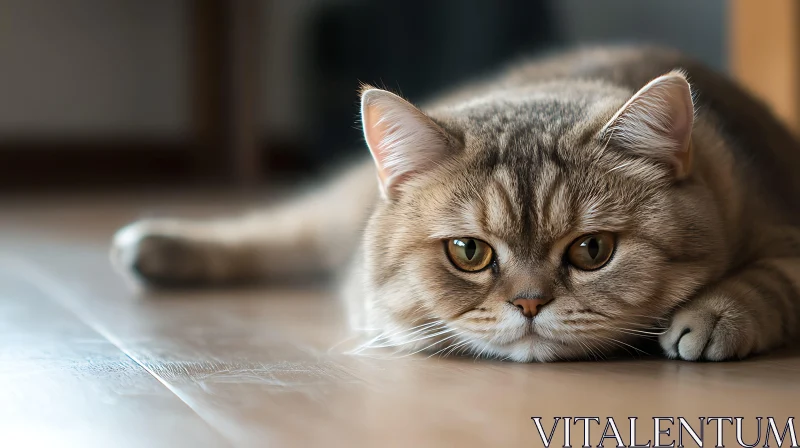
[2,192,799,448]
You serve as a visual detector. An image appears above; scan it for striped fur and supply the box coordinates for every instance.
[112,46,800,362]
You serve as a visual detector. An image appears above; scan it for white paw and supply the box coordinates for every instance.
[110,220,205,285]
[659,296,755,361]
[111,221,153,274]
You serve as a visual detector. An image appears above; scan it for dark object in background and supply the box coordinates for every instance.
[305,0,555,169]
[295,0,725,176]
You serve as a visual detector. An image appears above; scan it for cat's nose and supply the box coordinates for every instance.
[511,296,551,318]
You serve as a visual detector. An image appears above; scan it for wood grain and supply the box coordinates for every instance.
[0,267,228,448]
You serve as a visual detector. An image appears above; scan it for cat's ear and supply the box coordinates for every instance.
[361,87,454,199]
[601,71,694,179]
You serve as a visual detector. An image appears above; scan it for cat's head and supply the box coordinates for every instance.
[358,73,726,361]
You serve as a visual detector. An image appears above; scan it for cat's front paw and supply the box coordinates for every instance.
[659,293,756,361]
[111,220,209,286]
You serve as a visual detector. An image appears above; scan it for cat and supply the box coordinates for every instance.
[111,45,800,362]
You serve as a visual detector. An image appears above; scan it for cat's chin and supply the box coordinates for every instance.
[469,332,587,363]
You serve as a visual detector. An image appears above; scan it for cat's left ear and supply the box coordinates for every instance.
[601,71,694,179]
[361,87,455,199]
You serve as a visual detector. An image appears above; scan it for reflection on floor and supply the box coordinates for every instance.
[1,192,798,448]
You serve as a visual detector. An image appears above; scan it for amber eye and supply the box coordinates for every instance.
[445,238,494,272]
[567,233,616,270]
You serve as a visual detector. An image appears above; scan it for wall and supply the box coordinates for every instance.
[0,0,189,138]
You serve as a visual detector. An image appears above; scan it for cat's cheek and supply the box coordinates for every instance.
[576,238,665,304]
[365,260,433,327]
[415,256,497,317]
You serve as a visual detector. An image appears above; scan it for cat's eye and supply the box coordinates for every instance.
[567,233,616,270]
[445,238,494,272]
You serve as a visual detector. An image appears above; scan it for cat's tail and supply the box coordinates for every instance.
[111,160,377,286]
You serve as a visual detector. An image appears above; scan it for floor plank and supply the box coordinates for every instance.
[0,267,229,448]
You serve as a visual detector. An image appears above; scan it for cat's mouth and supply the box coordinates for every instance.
[459,324,576,362]
[519,323,569,346]
[461,317,567,348]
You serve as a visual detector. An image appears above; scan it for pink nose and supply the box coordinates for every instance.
[511,297,550,318]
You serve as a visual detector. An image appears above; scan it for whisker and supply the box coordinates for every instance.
[618,327,666,337]
[365,326,455,349]
[598,335,650,357]
[443,339,474,358]
[575,339,591,360]
[473,343,492,361]
[349,321,448,354]
[617,313,669,323]
[371,320,445,343]
[589,339,607,360]
[362,321,445,343]
[402,332,466,357]
[616,329,654,339]
[455,341,474,357]
[429,337,471,358]
[577,339,606,361]
[590,339,611,360]
[429,344,455,358]
[596,337,633,357]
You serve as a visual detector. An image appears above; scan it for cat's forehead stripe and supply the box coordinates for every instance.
[481,173,519,235]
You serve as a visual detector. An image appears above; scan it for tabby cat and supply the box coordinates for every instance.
[112,46,800,362]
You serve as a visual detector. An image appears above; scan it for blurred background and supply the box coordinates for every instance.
[0,0,796,192]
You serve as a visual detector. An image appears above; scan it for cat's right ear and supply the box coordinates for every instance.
[360,87,454,199]
[601,71,694,179]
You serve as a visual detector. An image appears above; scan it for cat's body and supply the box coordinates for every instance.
[113,46,800,362]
